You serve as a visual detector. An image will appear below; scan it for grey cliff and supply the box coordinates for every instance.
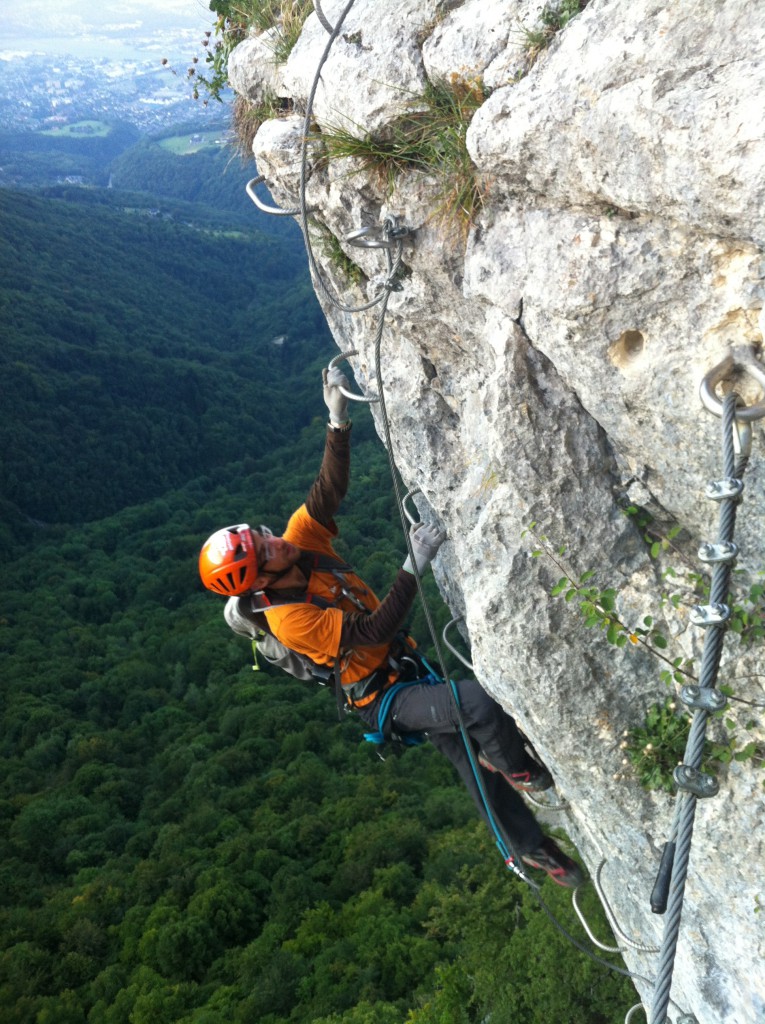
[228,1,765,1021]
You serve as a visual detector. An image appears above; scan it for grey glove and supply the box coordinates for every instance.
[403,521,446,575]
[322,366,350,427]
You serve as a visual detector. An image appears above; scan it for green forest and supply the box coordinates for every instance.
[0,184,636,1022]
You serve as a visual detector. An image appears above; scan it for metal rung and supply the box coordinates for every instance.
[402,489,422,525]
[345,217,410,250]
[246,175,315,217]
[345,226,399,250]
[327,350,379,404]
[699,354,765,422]
[442,617,474,673]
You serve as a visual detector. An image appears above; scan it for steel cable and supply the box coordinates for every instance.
[649,393,747,1024]
[296,0,396,314]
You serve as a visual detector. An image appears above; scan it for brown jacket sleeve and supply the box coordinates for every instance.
[305,425,351,529]
[306,423,418,647]
[340,569,418,647]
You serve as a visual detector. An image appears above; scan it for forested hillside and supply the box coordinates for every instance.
[0,187,634,1023]
[0,186,319,534]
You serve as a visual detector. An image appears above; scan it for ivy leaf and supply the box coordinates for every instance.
[734,743,757,761]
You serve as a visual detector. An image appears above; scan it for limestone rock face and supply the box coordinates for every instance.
[229,2,765,1021]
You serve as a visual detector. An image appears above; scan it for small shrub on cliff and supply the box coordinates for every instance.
[184,0,313,104]
[619,698,764,791]
[519,0,589,67]
[318,76,487,241]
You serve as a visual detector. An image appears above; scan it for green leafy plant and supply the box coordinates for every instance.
[524,521,765,791]
[176,0,313,104]
[519,0,589,65]
[318,76,487,240]
[624,504,765,647]
[523,523,689,674]
[621,699,764,791]
[621,699,693,792]
[312,224,367,286]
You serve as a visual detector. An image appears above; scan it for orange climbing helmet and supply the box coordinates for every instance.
[199,523,258,596]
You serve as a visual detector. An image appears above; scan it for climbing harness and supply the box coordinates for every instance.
[362,665,438,748]
[646,352,765,1024]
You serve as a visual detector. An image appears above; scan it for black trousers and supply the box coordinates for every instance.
[358,678,544,856]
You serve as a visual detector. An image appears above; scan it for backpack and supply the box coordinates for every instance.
[251,626,334,683]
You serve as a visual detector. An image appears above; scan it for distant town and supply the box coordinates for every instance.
[0,52,228,135]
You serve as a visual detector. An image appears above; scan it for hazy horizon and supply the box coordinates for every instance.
[1,0,212,61]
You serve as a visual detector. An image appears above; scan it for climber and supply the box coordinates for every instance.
[199,367,584,888]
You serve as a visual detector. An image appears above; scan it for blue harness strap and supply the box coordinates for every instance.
[363,669,439,747]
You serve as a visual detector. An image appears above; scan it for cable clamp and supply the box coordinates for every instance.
[679,684,728,713]
[345,219,409,250]
[383,214,411,240]
[689,603,730,627]
[697,540,738,564]
[704,478,744,502]
[673,764,719,798]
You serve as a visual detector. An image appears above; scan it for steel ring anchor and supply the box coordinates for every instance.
[328,349,379,403]
[699,354,765,423]
[245,175,317,217]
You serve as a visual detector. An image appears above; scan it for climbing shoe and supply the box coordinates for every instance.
[478,751,554,793]
[521,837,585,889]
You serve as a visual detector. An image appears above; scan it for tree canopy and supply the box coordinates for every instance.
[0,185,636,1023]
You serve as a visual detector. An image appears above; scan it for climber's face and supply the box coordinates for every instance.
[253,526,300,580]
